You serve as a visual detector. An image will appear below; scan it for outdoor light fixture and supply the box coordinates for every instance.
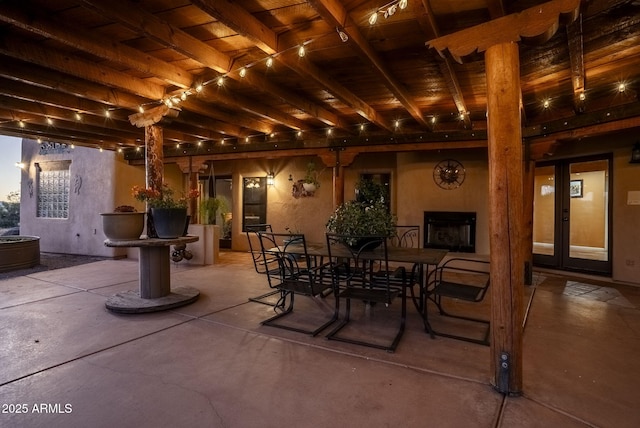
[15,162,25,169]
[336,27,349,42]
[369,0,408,25]
[631,142,640,164]
[266,171,275,186]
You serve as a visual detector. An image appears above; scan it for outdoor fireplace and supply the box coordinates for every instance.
[424,211,476,253]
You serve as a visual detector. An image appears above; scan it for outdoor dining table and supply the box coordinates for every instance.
[278,241,448,328]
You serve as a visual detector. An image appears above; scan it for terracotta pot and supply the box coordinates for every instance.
[101,212,145,241]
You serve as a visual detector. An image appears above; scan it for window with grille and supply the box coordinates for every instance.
[36,162,71,219]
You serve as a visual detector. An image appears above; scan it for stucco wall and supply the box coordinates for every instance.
[20,139,145,258]
[19,135,639,285]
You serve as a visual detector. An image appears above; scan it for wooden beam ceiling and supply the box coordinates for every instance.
[0,0,637,157]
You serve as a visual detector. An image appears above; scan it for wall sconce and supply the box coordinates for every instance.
[15,162,25,169]
[631,142,640,164]
[266,171,275,186]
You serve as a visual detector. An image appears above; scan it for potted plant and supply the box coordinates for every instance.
[133,184,200,239]
[100,205,145,241]
[302,162,320,193]
[199,196,228,225]
[326,180,396,247]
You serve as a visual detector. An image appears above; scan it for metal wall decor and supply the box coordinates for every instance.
[433,159,466,189]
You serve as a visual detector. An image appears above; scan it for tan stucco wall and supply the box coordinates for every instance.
[19,139,145,258]
[19,134,639,285]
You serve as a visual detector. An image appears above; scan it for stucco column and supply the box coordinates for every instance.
[486,42,525,395]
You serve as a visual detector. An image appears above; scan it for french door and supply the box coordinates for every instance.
[533,155,612,275]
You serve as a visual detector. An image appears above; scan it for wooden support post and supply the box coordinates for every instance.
[145,124,164,190]
[145,124,164,237]
[319,150,357,210]
[486,42,525,395]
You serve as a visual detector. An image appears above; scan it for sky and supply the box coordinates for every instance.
[0,135,22,202]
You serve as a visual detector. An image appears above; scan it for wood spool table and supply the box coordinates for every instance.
[104,235,200,313]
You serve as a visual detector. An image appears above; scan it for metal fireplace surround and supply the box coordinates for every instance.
[423,211,476,253]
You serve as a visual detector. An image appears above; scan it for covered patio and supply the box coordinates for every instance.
[1,252,639,427]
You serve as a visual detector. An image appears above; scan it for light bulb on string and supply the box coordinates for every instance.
[239,67,247,78]
[266,57,273,68]
[298,45,305,57]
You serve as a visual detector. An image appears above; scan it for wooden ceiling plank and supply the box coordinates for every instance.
[419,0,471,128]
[0,95,140,140]
[226,62,349,129]
[0,65,246,140]
[309,0,430,128]
[79,0,232,73]
[79,0,314,134]
[193,0,392,132]
[0,2,192,89]
[0,36,166,100]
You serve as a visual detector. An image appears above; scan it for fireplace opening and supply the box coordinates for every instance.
[424,211,476,253]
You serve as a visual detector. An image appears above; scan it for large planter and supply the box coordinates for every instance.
[151,208,188,239]
[0,236,40,272]
[101,212,145,241]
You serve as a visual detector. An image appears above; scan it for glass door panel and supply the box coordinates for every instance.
[532,156,611,275]
[533,165,556,258]
[566,159,610,267]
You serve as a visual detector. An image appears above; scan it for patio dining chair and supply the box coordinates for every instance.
[245,224,282,307]
[382,225,422,310]
[425,257,491,345]
[257,231,336,336]
[325,233,407,352]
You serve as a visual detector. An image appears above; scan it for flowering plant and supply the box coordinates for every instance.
[132,184,200,209]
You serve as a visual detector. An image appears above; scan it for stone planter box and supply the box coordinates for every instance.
[186,224,220,265]
[0,236,40,273]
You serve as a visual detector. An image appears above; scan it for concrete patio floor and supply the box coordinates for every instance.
[1,250,639,427]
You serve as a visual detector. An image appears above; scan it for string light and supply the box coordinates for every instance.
[46,117,53,125]
[195,84,203,93]
[618,83,626,93]
[298,45,305,57]
[75,112,82,120]
[369,0,409,25]
[217,76,224,86]
[543,99,550,109]
[18,120,25,128]
[105,110,111,118]
[336,27,349,42]
[239,67,247,78]
[266,57,273,68]
[138,106,145,113]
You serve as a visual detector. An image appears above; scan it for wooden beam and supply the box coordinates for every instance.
[193,0,392,132]
[0,2,192,89]
[567,14,586,113]
[428,0,581,61]
[0,35,165,101]
[80,0,319,133]
[309,0,430,128]
[419,0,471,129]
[80,0,231,73]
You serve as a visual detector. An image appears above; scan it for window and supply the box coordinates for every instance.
[242,177,266,231]
[36,161,71,218]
